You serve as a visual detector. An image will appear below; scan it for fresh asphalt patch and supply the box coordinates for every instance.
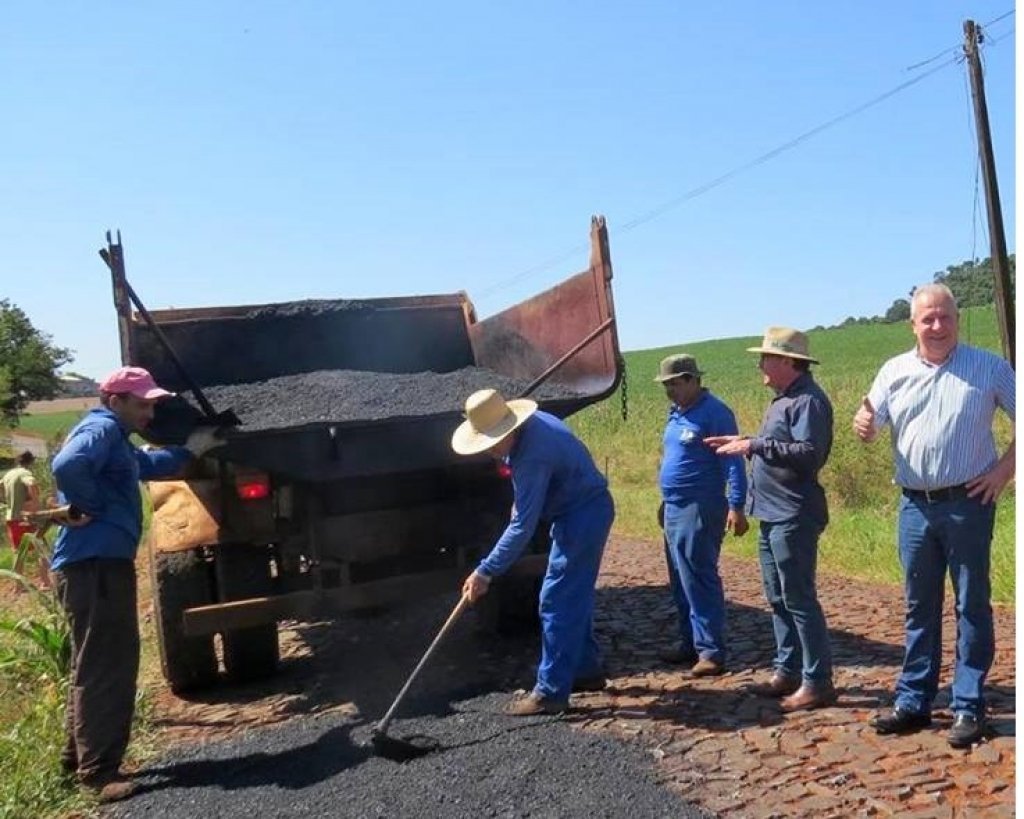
[106,692,705,818]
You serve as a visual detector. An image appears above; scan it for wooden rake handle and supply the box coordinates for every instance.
[375,593,473,736]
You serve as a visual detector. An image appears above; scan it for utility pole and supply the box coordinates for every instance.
[963,19,1015,367]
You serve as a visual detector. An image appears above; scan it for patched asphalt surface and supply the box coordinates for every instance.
[108,582,705,819]
[107,692,702,818]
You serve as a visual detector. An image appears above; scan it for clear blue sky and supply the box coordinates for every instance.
[1,2,1016,379]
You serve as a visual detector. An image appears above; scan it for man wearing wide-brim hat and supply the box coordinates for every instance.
[706,327,836,712]
[654,353,748,677]
[452,388,615,716]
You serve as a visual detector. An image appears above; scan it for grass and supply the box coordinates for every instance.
[570,305,1015,603]
[0,536,91,819]
[12,411,84,443]
[0,308,1014,818]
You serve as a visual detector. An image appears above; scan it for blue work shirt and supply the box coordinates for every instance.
[748,372,833,528]
[50,407,191,570]
[477,411,609,578]
[659,389,747,509]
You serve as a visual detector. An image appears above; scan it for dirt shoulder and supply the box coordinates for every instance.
[141,536,1015,818]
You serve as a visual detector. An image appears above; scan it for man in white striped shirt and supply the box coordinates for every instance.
[853,283,1015,749]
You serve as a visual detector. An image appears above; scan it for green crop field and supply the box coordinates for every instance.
[569,305,1015,603]
[13,411,84,443]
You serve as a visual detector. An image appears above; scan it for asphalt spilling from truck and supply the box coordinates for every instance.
[177,366,583,432]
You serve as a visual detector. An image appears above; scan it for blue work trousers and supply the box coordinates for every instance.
[895,494,995,718]
[662,497,728,663]
[758,518,832,684]
[534,491,614,701]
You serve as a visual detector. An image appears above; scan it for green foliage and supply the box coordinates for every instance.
[0,546,82,819]
[571,304,1014,602]
[0,537,69,684]
[0,301,73,426]
[0,683,89,819]
[884,299,910,322]
[873,254,1015,327]
[932,254,1016,308]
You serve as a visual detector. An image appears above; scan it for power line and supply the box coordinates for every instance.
[905,8,1014,71]
[478,15,1014,302]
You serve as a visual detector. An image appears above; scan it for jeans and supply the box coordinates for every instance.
[758,518,832,684]
[895,494,995,718]
[534,491,614,701]
[663,497,728,663]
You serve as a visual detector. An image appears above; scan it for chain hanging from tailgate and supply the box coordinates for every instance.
[618,354,628,421]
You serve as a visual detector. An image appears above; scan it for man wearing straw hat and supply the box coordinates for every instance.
[706,327,836,712]
[453,388,615,715]
[654,353,748,677]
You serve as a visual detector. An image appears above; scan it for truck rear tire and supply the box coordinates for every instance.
[149,546,219,694]
[214,545,280,684]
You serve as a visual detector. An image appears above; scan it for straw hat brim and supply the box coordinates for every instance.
[745,345,819,364]
[451,399,538,455]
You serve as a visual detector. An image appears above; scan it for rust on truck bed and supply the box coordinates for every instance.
[107,216,623,692]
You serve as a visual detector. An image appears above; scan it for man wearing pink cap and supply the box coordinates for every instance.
[49,366,222,802]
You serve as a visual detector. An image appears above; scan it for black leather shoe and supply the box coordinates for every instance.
[870,707,932,735]
[948,713,985,748]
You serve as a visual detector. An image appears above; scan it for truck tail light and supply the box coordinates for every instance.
[235,472,271,500]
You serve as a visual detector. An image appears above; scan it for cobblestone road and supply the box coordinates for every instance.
[577,537,1015,818]
[146,536,1014,818]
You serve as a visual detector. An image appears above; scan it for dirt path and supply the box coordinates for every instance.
[143,537,1014,818]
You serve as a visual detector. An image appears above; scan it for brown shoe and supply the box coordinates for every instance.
[780,682,837,713]
[690,658,725,677]
[748,673,801,698]
[505,692,569,716]
[81,774,137,804]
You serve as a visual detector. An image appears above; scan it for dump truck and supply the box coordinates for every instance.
[105,216,623,692]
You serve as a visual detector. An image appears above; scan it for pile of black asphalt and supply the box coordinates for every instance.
[104,582,703,819]
[106,692,701,819]
[186,366,582,432]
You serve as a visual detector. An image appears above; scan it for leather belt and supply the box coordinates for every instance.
[902,483,971,504]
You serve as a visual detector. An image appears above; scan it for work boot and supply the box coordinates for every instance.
[748,673,801,698]
[505,692,569,716]
[689,658,725,678]
[780,682,837,713]
[659,647,699,665]
[80,773,137,804]
[572,675,608,693]
[948,713,986,749]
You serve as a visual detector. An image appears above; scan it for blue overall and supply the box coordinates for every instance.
[476,411,614,702]
[659,390,746,663]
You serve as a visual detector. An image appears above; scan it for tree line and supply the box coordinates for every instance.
[815,254,1016,330]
